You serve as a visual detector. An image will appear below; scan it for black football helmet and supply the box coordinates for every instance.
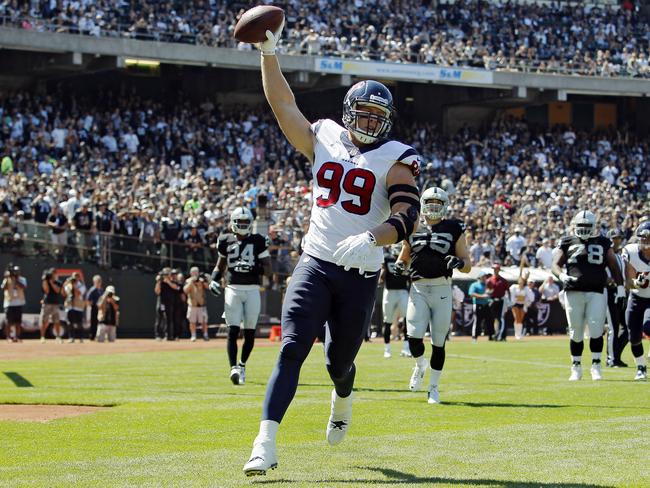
[342,80,394,144]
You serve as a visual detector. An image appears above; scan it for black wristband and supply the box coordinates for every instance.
[386,217,406,242]
[211,270,222,282]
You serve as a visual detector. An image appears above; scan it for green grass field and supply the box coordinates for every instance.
[1,338,649,488]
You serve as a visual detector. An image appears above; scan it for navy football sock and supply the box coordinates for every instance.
[329,363,356,398]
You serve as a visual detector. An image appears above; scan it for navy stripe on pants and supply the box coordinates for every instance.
[262,254,378,423]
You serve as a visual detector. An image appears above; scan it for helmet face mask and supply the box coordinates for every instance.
[343,80,394,144]
[420,187,449,220]
[230,207,253,236]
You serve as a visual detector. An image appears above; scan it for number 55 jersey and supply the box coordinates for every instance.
[302,119,420,272]
[557,235,612,292]
[408,219,465,281]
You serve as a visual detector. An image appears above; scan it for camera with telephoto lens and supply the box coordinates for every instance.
[6,264,19,278]
[42,268,55,281]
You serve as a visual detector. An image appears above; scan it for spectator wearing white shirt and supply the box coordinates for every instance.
[506,228,527,263]
[122,129,139,154]
[601,162,618,186]
[535,238,554,269]
[101,130,118,153]
[469,240,483,265]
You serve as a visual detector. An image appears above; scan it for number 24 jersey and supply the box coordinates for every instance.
[302,119,420,273]
[558,235,611,292]
[217,233,270,286]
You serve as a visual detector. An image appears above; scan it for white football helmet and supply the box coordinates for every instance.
[571,210,597,240]
[230,207,253,236]
[421,187,449,220]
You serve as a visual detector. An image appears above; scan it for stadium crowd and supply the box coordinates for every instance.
[1,0,650,78]
[0,89,647,275]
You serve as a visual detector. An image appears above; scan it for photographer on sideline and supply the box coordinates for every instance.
[2,264,27,342]
[85,275,104,341]
[154,267,178,340]
[40,268,63,343]
[63,272,86,343]
[96,285,119,342]
[183,266,210,342]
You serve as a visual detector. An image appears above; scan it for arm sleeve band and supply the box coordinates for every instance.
[389,195,421,210]
[211,270,223,282]
[387,184,419,198]
[396,211,415,236]
[386,217,406,242]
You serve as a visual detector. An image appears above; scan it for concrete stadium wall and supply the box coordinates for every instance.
[1,27,649,97]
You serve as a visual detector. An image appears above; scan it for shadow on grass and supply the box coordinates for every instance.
[3,372,33,387]
[251,466,613,487]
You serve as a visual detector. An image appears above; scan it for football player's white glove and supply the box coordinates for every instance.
[559,273,578,286]
[615,285,626,303]
[256,19,284,55]
[208,280,222,297]
[633,272,649,289]
[333,231,377,274]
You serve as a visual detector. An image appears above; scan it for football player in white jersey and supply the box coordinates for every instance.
[622,221,650,380]
[243,23,421,476]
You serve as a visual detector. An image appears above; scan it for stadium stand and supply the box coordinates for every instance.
[1,0,649,77]
[0,88,647,273]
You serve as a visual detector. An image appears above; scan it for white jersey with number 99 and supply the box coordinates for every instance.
[302,119,419,272]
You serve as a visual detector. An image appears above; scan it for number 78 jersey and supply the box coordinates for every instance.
[302,119,420,272]
[558,234,611,292]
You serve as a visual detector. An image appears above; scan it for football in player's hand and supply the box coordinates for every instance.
[234,5,285,43]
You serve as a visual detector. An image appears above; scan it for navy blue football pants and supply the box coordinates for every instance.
[262,254,379,423]
[626,294,650,345]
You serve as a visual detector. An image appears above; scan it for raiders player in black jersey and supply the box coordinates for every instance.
[209,207,271,385]
[395,187,471,404]
[379,244,411,358]
[552,210,624,382]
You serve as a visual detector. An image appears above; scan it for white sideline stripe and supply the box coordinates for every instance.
[448,353,568,369]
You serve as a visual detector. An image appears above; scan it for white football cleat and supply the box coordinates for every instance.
[383,345,392,359]
[409,357,427,391]
[590,363,603,381]
[326,390,352,446]
[427,385,440,404]
[230,366,240,385]
[634,366,647,381]
[399,347,412,357]
[239,366,246,385]
[243,438,278,477]
[569,364,582,381]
